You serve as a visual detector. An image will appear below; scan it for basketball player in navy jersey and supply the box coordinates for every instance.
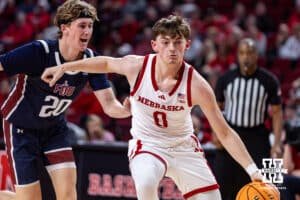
[0,1,130,200]
[42,15,263,200]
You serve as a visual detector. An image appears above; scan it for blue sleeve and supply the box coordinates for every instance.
[0,41,46,76]
[88,73,110,91]
[87,51,110,91]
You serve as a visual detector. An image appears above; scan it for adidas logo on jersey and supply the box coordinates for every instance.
[158,95,166,100]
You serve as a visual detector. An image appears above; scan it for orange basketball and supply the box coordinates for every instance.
[236,181,280,200]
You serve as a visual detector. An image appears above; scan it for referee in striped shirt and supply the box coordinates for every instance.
[214,38,283,200]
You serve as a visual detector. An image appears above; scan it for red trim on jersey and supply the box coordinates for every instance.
[3,120,16,185]
[183,184,219,199]
[151,56,159,91]
[151,56,186,97]
[2,74,26,118]
[190,135,204,153]
[187,67,194,107]
[46,149,74,165]
[134,140,143,156]
[130,55,149,96]
[169,63,185,96]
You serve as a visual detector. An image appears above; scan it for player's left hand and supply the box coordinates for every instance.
[41,66,65,87]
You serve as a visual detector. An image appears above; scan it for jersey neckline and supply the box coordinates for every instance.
[150,55,185,96]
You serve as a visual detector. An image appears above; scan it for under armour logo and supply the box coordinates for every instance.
[17,129,24,134]
[158,95,166,100]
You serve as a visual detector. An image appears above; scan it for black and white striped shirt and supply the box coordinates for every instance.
[215,67,281,128]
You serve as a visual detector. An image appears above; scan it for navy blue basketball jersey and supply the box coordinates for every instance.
[0,40,110,129]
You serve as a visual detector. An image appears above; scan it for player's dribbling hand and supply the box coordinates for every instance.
[250,170,264,182]
[41,66,65,87]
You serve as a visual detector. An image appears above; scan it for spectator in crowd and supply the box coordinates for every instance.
[276,23,290,53]
[36,12,59,40]
[0,11,34,51]
[134,27,153,55]
[183,29,203,64]
[17,0,36,13]
[27,1,50,33]
[66,121,86,144]
[230,2,246,30]
[0,0,16,34]
[287,0,300,30]
[278,23,300,60]
[254,1,273,33]
[81,114,115,143]
[206,40,235,74]
[214,38,283,200]
[244,14,267,56]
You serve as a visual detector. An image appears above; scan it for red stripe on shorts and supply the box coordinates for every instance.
[183,184,219,199]
[46,149,74,165]
[3,120,16,185]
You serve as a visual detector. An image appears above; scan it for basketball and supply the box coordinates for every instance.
[236,181,280,200]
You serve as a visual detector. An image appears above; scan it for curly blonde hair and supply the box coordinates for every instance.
[54,0,98,38]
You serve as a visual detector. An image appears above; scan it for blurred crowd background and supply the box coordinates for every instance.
[0,0,299,147]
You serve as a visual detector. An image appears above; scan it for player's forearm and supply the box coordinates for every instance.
[62,57,110,73]
[102,100,131,118]
[95,89,131,118]
[219,128,256,170]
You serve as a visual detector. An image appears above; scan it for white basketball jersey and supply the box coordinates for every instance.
[130,54,195,147]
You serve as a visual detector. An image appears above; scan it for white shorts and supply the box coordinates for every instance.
[128,135,219,199]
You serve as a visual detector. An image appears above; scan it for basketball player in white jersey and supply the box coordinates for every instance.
[42,15,263,200]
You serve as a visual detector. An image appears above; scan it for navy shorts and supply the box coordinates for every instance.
[2,120,75,186]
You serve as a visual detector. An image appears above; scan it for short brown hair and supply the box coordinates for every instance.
[54,0,99,38]
[152,15,191,40]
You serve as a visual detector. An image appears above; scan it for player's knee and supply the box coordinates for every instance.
[135,180,157,193]
[134,174,160,195]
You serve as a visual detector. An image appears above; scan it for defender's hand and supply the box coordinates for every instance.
[41,66,65,87]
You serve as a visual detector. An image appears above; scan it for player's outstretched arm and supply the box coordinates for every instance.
[191,71,262,181]
[41,55,144,87]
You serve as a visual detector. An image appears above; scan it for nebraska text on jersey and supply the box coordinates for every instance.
[137,96,184,111]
